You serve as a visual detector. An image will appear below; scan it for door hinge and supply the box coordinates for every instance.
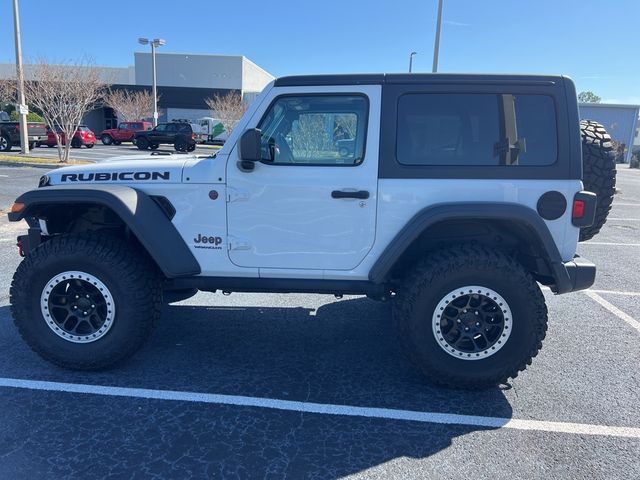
[227,236,252,251]
[226,187,250,203]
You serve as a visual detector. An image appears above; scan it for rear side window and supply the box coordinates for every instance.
[396,93,557,167]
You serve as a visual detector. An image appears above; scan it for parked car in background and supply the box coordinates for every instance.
[0,111,47,152]
[134,120,207,152]
[100,121,152,145]
[42,126,96,148]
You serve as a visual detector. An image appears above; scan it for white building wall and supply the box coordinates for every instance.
[134,52,243,89]
[242,57,275,96]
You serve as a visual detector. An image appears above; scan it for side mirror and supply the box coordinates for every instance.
[239,128,262,162]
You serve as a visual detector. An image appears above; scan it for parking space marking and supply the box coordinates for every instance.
[584,291,640,334]
[0,377,638,439]
[607,218,640,221]
[581,242,640,247]
[590,289,640,297]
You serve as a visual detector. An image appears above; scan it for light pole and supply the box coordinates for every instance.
[138,37,165,126]
[12,0,29,154]
[432,0,444,72]
[409,52,417,73]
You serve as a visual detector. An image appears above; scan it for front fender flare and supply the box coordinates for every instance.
[9,185,200,278]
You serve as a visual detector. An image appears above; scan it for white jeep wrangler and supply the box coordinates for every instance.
[8,74,616,388]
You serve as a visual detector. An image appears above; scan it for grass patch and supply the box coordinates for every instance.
[0,154,90,166]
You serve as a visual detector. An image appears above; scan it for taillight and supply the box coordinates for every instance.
[572,199,585,219]
[192,133,196,139]
[15,124,19,132]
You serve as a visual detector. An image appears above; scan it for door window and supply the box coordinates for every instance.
[257,95,368,165]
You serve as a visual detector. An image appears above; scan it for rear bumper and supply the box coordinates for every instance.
[551,255,596,294]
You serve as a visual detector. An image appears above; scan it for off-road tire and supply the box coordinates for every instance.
[0,134,12,152]
[393,245,548,389]
[10,233,162,370]
[101,134,113,145]
[136,137,149,150]
[85,143,94,149]
[579,120,616,242]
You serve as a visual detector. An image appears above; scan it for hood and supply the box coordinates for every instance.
[43,153,197,186]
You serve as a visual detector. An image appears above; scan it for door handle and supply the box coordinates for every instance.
[331,190,370,199]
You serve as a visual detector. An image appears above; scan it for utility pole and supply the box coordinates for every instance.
[409,52,417,73]
[12,0,29,154]
[432,0,444,73]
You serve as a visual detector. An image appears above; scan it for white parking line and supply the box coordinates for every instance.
[584,291,640,334]
[613,203,640,206]
[581,242,640,247]
[590,289,640,297]
[0,377,638,439]
[607,218,640,221]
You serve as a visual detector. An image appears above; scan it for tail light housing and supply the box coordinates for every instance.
[571,191,597,227]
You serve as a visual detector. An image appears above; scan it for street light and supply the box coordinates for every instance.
[432,0,444,72]
[138,37,166,126]
[409,51,417,73]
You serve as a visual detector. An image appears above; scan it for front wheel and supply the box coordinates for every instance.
[393,245,548,389]
[10,234,162,370]
[0,134,12,152]
[85,143,94,149]
[101,135,113,145]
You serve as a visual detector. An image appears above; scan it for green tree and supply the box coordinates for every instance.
[578,91,601,103]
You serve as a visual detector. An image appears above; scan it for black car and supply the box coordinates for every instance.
[134,121,207,152]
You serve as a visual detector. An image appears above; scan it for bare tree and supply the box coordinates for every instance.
[103,89,156,122]
[205,91,246,135]
[0,79,17,107]
[24,59,107,162]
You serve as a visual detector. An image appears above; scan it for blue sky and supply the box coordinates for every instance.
[1,0,638,103]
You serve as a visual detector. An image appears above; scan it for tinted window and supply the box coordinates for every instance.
[118,123,127,129]
[258,95,368,165]
[165,124,178,133]
[396,93,557,167]
[154,124,167,132]
[178,124,191,133]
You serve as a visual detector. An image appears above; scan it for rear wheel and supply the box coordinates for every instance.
[0,134,12,152]
[101,134,113,145]
[187,144,196,152]
[10,234,162,370]
[136,137,149,150]
[174,137,188,152]
[579,120,617,242]
[393,245,548,389]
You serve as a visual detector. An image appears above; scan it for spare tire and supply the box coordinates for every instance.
[579,120,617,242]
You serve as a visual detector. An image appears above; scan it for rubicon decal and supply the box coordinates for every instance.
[194,234,223,250]
[60,171,171,182]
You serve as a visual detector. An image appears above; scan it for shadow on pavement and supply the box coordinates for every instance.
[0,298,513,478]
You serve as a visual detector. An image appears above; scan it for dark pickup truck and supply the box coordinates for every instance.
[0,111,48,152]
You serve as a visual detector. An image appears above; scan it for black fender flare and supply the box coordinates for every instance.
[368,202,572,292]
[9,185,201,278]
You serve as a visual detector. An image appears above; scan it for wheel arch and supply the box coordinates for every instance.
[9,185,200,278]
[369,203,571,290]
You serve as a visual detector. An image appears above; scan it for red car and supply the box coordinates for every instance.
[42,126,96,148]
[100,121,152,145]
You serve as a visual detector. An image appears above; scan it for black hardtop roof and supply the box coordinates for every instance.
[274,73,566,87]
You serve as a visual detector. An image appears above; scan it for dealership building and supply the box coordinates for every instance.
[0,52,274,133]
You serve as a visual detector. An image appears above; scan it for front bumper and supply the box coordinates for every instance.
[552,255,596,294]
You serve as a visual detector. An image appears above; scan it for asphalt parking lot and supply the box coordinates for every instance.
[2,142,220,162]
[0,163,638,479]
